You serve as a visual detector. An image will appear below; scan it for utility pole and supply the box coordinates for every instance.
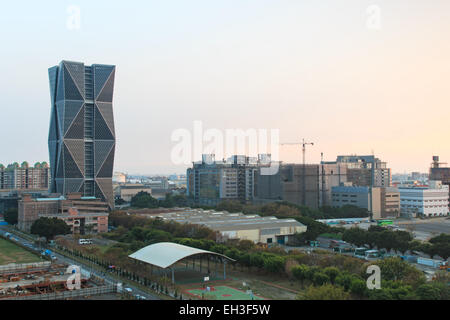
[280,139,314,206]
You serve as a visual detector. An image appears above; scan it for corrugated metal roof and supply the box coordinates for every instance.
[128,242,234,269]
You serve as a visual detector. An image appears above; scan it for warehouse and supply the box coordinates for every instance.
[149,209,307,245]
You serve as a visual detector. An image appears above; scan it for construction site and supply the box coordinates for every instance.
[0,261,115,300]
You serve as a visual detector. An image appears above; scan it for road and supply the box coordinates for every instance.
[396,217,450,240]
[0,227,160,300]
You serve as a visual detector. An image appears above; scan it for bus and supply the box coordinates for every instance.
[377,219,393,226]
[364,250,380,260]
[354,247,368,258]
[78,239,93,245]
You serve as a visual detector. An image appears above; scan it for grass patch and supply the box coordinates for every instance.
[319,233,343,240]
[0,238,41,265]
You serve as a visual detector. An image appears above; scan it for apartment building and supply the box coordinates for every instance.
[0,162,50,190]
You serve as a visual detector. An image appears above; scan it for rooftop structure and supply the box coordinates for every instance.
[129,242,234,284]
[129,242,234,269]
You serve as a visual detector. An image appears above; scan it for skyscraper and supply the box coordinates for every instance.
[48,60,116,209]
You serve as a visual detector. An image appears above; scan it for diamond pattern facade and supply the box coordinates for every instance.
[48,61,116,209]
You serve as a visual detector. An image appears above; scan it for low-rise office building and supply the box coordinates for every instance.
[18,192,109,234]
[115,184,153,202]
[331,185,400,219]
[398,181,449,217]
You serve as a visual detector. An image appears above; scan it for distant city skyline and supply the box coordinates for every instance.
[1,1,450,174]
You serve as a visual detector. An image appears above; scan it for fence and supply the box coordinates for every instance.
[0,261,51,274]
[2,284,117,300]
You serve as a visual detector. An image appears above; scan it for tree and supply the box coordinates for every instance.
[374,257,424,284]
[115,197,125,205]
[298,284,350,300]
[430,242,450,260]
[416,284,442,300]
[3,208,18,225]
[216,200,243,213]
[323,267,340,284]
[312,272,330,286]
[130,191,159,208]
[263,256,285,273]
[349,278,367,297]
[335,273,354,291]
[429,233,450,245]
[30,217,71,240]
[342,227,367,247]
[291,265,309,283]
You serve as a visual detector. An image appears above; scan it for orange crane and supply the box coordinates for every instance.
[280,139,314,206]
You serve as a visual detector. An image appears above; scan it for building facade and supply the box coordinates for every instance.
[399,181,449,217]
[48,60,116,209]
[187,154,271,206]
[280,163,347,209]
[429,156,450,210]
[0,162,49,190]
[115,184,153,202]
[380,187,401,219]
[334,155,391,187]
[18,192,109,233]
[331,185,400,219]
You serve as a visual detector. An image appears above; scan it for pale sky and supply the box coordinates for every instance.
[0,1,449,175]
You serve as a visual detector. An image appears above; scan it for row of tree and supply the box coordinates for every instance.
[130,192,188,209]
[214,200,369,220]
[342,226,450,260]
[128,193,369,220]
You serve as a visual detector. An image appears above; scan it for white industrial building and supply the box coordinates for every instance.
[148,208,307,245]
[399,181,449,217]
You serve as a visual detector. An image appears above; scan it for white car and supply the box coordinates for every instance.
[124,287,133,293]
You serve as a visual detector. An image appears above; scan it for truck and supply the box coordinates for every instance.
[417,257,446,268]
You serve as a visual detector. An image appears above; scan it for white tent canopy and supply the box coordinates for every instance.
[128,242,234,269]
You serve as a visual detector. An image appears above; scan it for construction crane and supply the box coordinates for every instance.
[280,139,314,206]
